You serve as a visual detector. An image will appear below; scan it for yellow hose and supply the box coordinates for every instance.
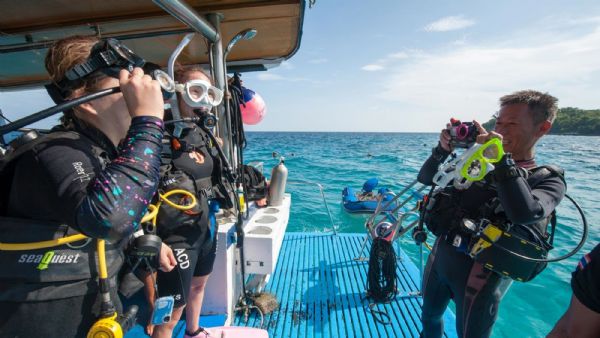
[140,204,158,224]
[157,189,197,210]
[97,239,108,279]
[0,233,88,251]
[0,189,196,251]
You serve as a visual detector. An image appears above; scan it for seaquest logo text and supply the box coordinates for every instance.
[17,251,81,270]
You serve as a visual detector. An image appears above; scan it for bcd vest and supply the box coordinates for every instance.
[422,165,566,282]
[0,130,123,301]
[155,127,219,240]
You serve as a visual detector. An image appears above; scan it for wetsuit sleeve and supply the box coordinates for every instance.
[35,117,164,240]
[571,244,600,313]
[494,159,566,225]
[417,143,451,185]
[77,117,164,240]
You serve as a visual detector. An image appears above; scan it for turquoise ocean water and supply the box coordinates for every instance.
[244,132,600,338]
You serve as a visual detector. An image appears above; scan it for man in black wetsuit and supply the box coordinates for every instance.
[547,243,600,337]
[417,90,566,338]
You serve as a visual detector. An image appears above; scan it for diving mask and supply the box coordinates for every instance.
[175,80,224,108]
[65,38,145,81]
[49,39,176,103]
[432,138,505,189]
[459,138,504,182]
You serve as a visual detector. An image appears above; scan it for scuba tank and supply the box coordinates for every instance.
[268,157,288,206]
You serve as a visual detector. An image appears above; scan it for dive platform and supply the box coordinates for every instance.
[125,232,457,338]
[234,233,458,338]
[126,232,457,338]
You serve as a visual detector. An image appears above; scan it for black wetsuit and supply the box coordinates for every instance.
[0,116,164,338]
[155,124,219,308]
[572,243,600,313]
[417,144,566,338]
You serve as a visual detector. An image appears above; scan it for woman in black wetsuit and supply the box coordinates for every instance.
[147,66,223,338]
[417,90,566,338]
[0,35,176,337]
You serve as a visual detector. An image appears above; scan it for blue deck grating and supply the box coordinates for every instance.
[235,232,458,338]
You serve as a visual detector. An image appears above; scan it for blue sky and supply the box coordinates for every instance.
[2,0,600,132]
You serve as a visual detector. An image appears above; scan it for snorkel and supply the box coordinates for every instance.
[167,33,195,138]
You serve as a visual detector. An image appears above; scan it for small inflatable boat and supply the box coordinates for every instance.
[342,178,398,213]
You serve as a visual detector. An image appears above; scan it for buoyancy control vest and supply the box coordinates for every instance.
[423,165,565,239]
[422,165,566,281]
[155,125,225,244]
[0,130,123,301]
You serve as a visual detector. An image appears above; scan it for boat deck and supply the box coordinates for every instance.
[235,232,458,338]
[125,232,457,337]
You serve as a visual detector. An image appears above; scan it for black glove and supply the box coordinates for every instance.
[491,153,521,182]
[431,142,451,162]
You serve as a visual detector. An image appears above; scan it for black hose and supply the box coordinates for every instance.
[199,121,248,302]
[367,237,397,303]
[486,193,588,263]
[198,124,235,183]
[0,87,120,136]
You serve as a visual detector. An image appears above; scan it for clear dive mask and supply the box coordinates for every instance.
[459,138,504,182]
[175,80,224,108]
[432,138,505,189]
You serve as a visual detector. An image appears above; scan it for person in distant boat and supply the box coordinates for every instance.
[0,36,176,337]
[547,243,600,338]
[417,90,566,338]
[145,65,226,338]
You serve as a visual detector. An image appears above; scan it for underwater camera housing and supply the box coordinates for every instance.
[448,118,478,148]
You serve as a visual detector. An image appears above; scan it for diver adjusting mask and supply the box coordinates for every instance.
[48,38,175,103]
[64,38,145,81]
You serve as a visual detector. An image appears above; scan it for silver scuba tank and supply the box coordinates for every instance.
[268,157,288,206]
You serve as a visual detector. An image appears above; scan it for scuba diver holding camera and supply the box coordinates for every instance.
[0,36,177,337]
[417,90,566,338]
[144,65,228,338]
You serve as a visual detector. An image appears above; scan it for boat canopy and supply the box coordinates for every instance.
[0,0,305,89]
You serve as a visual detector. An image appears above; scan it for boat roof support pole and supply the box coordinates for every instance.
[207,13,235,170]
[152,0,219,43]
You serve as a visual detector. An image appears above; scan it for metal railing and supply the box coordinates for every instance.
[288,179,338,235]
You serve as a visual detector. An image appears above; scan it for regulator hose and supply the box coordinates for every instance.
[485,193,588,263]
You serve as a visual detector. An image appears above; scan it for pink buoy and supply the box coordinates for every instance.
[240,87,267,125]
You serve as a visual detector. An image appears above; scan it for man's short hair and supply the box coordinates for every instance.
[499,90,559,124]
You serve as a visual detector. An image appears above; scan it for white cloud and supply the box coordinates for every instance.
[362,64,384,71]
[257,73,284,81]
[388,52,409,59]
[424,15,475,32]
[378,20,600,130]
[308,58,329,64]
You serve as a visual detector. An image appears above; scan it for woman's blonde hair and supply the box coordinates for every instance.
[174,65,213,84]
